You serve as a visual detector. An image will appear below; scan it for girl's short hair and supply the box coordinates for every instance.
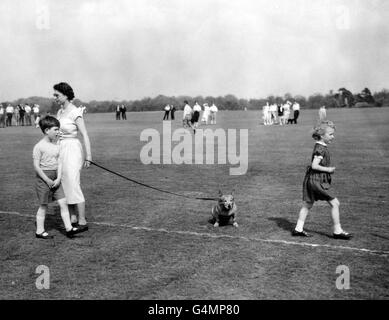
[312,120,336,140]
[53,82,75,100]
[39,115,60,134]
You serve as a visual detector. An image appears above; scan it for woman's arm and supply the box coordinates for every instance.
[75,117,92,168]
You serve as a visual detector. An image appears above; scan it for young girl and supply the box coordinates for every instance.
[292,121,352,239]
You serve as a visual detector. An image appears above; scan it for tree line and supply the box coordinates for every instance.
[2,88,388,114]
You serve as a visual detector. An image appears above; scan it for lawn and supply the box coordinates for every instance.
[0,107,388,299]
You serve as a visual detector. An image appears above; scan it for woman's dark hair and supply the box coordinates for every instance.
[39,115,60,134]
[53,82,75,100]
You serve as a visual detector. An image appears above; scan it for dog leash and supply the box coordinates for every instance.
[87,160,218,201]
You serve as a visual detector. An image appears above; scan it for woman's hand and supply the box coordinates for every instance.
[84,157,92,168]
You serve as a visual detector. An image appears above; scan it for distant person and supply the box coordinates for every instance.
[19,104,26,126]
[33,104,40,121]
[14,104,20,126]
[269,103,277,124]
[33,116,81,239]
[116,105,121,120]
[209,102,218,124]
[120,104,127,120]
[54,82,92,232]
[277,103,284,125]
[201,103,210,124]
[192,101,201,129]
[170,105,176,120]
[182,100,194,131]
[292,101,300,124]
[319,105,326,121]
[262,102,271,125]
[25,103,32,126]
[282,101,291,125]
[163,104,170,120]
[0,104,5,128]
[292,121,352,240]
[6,104,14,127]
[35,114,41,128]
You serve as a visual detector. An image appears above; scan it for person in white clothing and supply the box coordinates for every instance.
[319,105,326,121]
[182,100,194,131]
[263,102,271,125]
[6,104,14,127]
[25,104,32,126]
[292,101,300,124]
[209,102,218,124]
[269,103,277,125]
[282,102,291,125]
[201,103,210,124]
[54,82,92,232]
[192,101,202,129]
[33,104,40,121]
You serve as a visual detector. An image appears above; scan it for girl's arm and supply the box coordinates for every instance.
[75,117,92,168]
[311,157,335,173]
[33,158,54,187]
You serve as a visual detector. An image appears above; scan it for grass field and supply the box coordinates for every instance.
[0,108,388,299]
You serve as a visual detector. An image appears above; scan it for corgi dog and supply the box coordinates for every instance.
[210,190,238,227]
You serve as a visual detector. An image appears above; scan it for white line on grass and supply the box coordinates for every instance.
[1,210,388,256]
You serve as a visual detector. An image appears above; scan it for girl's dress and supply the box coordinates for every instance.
[303,142,334,203]
[57,105,85,204]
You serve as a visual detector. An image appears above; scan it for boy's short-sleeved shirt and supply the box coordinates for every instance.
[32,138,60,170]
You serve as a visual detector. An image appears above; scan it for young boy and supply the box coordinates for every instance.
[33,116,80,239]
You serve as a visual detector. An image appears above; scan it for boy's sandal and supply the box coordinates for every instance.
[35,231,53,239]
[333,232,353,240]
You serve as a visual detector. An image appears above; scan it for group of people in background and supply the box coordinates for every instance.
[0,103,41,128]
[115,104,127,120]
[163,104,177,120]
[182,101,218,133]
[262,101,300,126]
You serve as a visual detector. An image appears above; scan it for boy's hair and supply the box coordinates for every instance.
[39,115,60,134]
[312,120,336,140]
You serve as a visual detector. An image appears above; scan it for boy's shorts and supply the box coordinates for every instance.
[35,170,65,205]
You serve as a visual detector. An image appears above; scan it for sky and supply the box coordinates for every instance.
[0,0,388,102]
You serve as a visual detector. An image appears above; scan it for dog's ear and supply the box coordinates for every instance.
[231,189,235,196]
[218,190,223,197]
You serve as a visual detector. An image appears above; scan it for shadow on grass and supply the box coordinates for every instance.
[268,217,332,238]
[44,206,87,239]
[370,233,389,241]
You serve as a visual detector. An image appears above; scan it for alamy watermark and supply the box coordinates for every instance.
[35,265,50,290]
[140,122,248,175]
[335,265,350,290]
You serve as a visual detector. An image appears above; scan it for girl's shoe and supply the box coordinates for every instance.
[35,231,53,239]
[333,232,353,240]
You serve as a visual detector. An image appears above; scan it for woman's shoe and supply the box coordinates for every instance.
[76,224,89,232]
[66,227,81,238]
[333,232,353,240]
[35,231,53,239]
[291,229,312,237]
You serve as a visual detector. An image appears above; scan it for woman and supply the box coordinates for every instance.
[54,82,92,232]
